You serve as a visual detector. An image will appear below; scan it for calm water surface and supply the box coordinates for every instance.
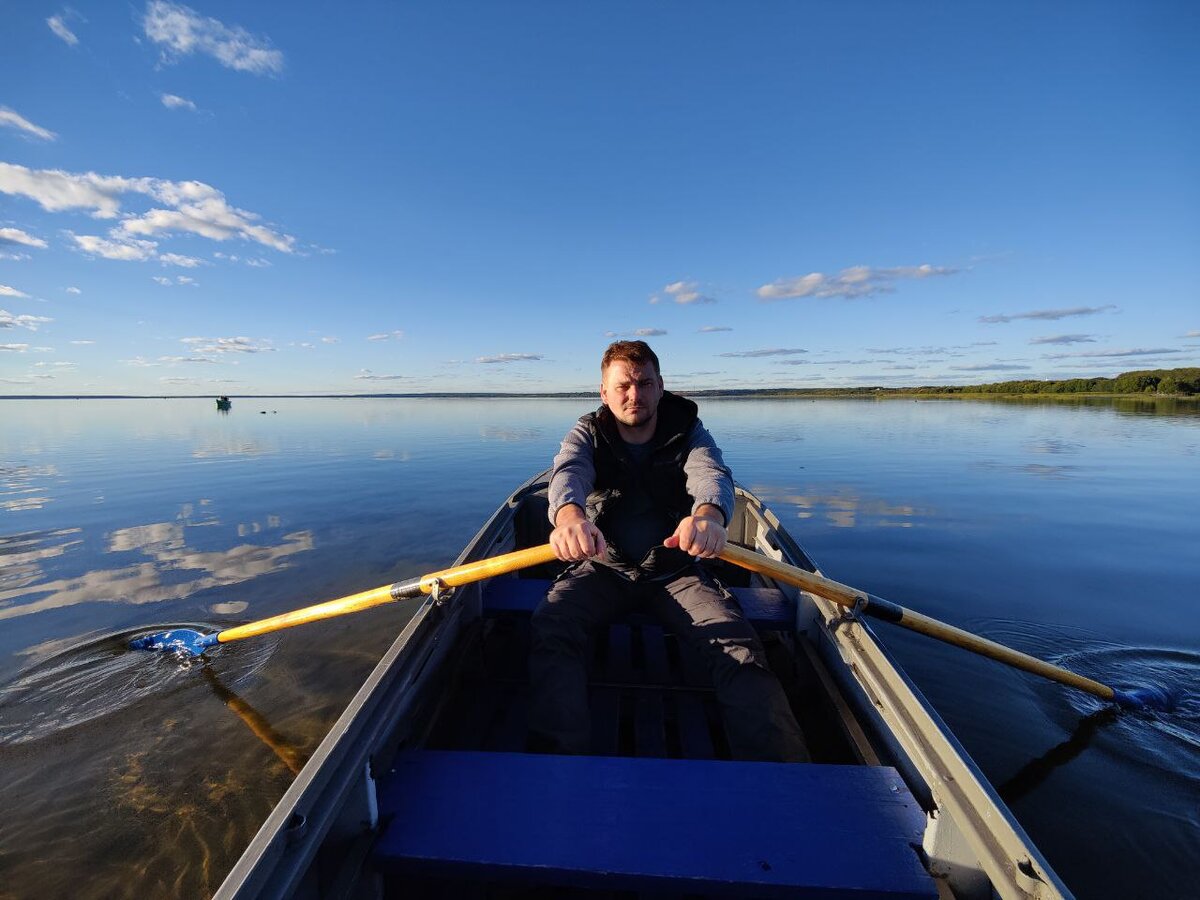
[1,397,1197,899]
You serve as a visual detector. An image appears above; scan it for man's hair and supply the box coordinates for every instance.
[601,340,660,375]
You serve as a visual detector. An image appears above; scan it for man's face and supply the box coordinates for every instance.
[600,360,664,430]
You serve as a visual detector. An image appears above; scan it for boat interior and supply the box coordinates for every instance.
[363,485,940,899]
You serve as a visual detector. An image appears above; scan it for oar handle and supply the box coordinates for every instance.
[718,544,1120,703]
[215,544,558,646]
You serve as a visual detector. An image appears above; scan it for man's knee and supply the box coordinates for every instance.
[531,592,591,654]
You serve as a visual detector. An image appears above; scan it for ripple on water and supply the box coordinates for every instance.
[973,619,1200,780]
[0,627,278,746]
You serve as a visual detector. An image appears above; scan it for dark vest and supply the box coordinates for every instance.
[582,391,699,579]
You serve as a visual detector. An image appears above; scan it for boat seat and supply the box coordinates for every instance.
[482,577,796,631]
[373,750,935,898]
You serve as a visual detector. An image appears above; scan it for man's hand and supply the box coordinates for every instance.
[663,506,727,558]
[550,504,607,561]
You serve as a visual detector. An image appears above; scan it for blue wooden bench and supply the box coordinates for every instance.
[374,750,935,898]
[483,577,797,631]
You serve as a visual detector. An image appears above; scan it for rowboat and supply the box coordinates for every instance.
[213,470,1072,899]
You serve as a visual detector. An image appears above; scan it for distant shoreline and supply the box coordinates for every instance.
[3,367,1196,401]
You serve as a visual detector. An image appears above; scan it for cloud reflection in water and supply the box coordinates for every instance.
[0,508,313,622]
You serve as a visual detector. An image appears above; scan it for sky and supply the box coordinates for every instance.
[1,1,1197,395]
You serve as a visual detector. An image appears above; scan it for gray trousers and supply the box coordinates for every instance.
[528,561,810,762]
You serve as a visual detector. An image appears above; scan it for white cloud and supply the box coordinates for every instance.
[181,336,274,354]
[0,227,48,249]
[47,14,79,46]
[979,305,1117,324]
[0,284,30,298]
[0,163,147,218]
[355,370,408,380]
[1182,330,1199,338]
[1,309,53,331]
[176,275,196,286]
[70,339,94,344]
[698,326,732,333]
[1,343,31,352]
[0,163,295,254]
[605,328,668,338]
[718,348,807,358]
[367,330,405,342]
[152,276,172,285]
[160,93,197,112]
[158,252,203,267]
[143,1,284,76]
[117,194,295,252]
[0,107,57,141]
[948,363,1032,372]
[70,232,158,261]
[476,353,544,364]
[757,264,958,301]
[321,336,339,344]
[1043,347,1183,360]
[1028,334,1097,345]
[658,281,716,305]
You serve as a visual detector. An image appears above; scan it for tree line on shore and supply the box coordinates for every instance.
[912,367,1199,396]
[686,367,1199,398]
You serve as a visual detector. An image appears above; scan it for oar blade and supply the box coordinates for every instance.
[1111,684,1176,712]
[129,629,219,656]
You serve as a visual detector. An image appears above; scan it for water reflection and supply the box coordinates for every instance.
[479,425,544,442]
[971,460,1078,479]
[1,463,61,511]
[749,484,927,529]
[1027,439,1083,455]
[0,509,313,621]
[202,665,306,775]
[987,395,1200,420]
[998,708,1119,803]
[1,528,83,594]
[191,437,279,458]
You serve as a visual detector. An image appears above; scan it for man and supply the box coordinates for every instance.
[528,340,809,762]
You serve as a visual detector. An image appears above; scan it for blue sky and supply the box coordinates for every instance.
[2,2,1197,395]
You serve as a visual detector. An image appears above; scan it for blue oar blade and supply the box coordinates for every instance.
[1111,684,1177,712]
[129,629,219,656]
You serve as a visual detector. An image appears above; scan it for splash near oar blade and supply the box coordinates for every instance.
[718,543,1176,713]
[1111,685,1177,712]
[128,629,219,656]
[129,543,558,656]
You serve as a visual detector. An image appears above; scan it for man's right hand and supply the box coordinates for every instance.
[550,505,607,561]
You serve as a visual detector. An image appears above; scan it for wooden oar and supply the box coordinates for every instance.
[130,544,558,656]
[718,543,1174,711]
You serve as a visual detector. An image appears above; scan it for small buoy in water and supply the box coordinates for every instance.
[260,411,267,414]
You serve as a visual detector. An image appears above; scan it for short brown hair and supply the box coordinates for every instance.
[601,340,660,375]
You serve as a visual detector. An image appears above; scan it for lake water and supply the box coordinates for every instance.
[1,396,1197,899]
